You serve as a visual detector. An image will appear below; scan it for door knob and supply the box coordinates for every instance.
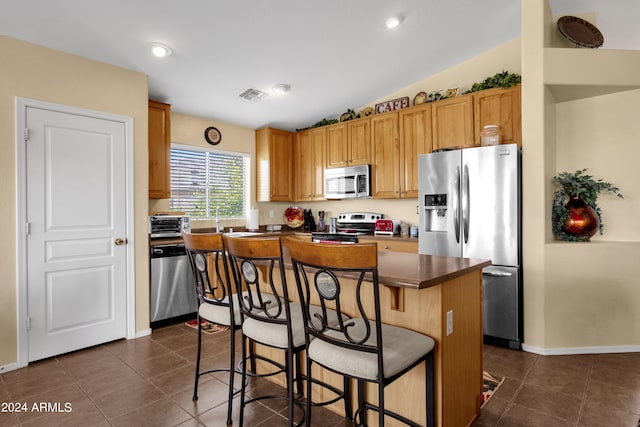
[114,238,127,246]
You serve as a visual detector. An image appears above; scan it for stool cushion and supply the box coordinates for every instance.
[308,318,435,380]
[199,291,248,326]
[199,291,280,326]
[243,302,346,349]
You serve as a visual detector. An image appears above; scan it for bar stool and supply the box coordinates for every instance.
[286,236,436,427]
[223,235,351,427]
[182,231,240,425]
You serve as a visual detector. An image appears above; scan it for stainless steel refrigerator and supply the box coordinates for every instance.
[418,144,522,349]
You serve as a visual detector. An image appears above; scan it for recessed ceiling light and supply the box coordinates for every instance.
[272,84,291,94]
[385,15,403,29]
[151,42,172,58]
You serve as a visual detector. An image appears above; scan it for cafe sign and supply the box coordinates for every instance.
[375,97,409,114]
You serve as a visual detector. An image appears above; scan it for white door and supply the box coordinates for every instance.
[26,106,128,362]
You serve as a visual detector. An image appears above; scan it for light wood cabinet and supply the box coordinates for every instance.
[399,103,432,198]
[371,112,400,198]
[148,100,171,199]
[372,105,432,199]
[362,236,418,253]
[431,94,475,150]
[473,84,522,146]
[256,127,293,202]
[326,117,371,168]
[294,127,325,201]
[347,118,371,166]
[326,123,348,168]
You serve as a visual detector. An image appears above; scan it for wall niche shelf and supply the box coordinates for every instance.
[543,47,640,102]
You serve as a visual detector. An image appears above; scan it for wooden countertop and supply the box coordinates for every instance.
[281,242,490,290]
[376,251,490,289]
[170,229,489,290]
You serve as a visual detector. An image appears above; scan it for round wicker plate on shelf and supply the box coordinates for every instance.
[557,15,604,48]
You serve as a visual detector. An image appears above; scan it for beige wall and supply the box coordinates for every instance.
[0,36,149,367]
[521,1,640,352]
[150,39,522,232]
[256,38,522,229]
[149,112,256,230]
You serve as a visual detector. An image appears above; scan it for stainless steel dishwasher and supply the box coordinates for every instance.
[150,243,197,323]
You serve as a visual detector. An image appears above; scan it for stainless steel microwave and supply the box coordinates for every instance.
[324,165,371,199]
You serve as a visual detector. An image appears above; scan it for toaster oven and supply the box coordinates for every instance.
[148,215,190,238]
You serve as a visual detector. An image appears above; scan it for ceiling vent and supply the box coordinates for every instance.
[238,88,269,101]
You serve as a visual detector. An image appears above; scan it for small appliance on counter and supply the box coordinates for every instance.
[374,219,400,236]
[148,214,190,238]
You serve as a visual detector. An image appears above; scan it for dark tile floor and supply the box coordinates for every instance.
[1,320,639,426]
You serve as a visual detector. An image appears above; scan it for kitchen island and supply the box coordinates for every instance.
[250,240,490,427]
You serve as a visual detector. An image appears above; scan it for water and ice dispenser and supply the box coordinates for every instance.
[423,194,448,232]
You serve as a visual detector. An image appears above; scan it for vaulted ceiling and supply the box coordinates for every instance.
[1,0,637,131]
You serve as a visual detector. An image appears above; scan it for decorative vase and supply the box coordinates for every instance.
[562,197,599,239]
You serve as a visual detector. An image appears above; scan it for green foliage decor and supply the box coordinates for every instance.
[464,71,521,94]
[552,169,623,241]
[298,71,522,131]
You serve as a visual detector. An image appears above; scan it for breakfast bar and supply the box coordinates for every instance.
[253,243,490,427]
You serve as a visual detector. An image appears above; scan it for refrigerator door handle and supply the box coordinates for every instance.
[462,163,470,243]
[453,166,460,243]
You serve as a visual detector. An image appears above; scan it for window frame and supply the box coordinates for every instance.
[169,142,250,220]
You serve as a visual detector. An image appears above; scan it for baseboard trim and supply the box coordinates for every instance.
[522,343,640,355]
[133,328,152,339]
[0,362,19,374]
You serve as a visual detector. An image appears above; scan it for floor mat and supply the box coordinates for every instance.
[481,371,505,408]
[185,318,229,334]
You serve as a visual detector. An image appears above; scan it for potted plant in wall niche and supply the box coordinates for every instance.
[552,169,623,241]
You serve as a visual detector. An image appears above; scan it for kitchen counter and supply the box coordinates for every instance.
[375,251,490,289]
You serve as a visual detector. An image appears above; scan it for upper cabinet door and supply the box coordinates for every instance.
[295,127,326,201]
[326,123,348,168]
[399,103,432,198]
[326,117,371,168]
[371,112,400,198]
[256,127,293,202]
[473,85,522,146]
[347,118,371,166]
[431,94,474,150]
[148,100,171,199]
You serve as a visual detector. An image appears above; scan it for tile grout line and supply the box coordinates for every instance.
[574,355,595,427]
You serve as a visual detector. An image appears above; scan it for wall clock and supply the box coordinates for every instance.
[204,126,222,145]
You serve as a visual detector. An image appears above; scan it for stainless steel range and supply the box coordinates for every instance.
[336,212,383,235]
[311,212,382,243]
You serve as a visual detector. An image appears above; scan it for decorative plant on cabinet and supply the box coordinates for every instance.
[552,169,623,241]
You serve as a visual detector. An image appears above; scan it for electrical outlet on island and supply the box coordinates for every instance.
[446,310,453,336]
